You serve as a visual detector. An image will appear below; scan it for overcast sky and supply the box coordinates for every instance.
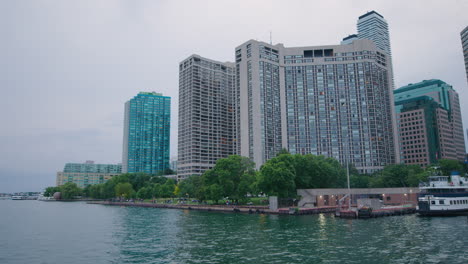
[1,0,467,193]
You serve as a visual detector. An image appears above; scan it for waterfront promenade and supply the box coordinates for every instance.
[88,200,338,215]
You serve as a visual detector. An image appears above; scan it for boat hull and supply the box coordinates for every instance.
[417,209,468,216]
[417,201,468,216]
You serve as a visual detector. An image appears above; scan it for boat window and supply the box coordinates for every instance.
[450,201,453,205]
[431,201,436,205]
[439,200,445,205]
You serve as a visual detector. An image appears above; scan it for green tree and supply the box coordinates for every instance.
[293,154,346,189]
[370,164,425,188]
[44,186,61,197]
[257,154,296,198]
[178,175,205,201]
[159,178,176,198]
[115,182,135,198]
[202,155,257,202]
[136,186,152,199]
[205,184,223,204]
[127,172,151,192]
[152,183,162,198]
[437,159,464,176]
[87,184,105,199]
[350,174,371,188]
[173,184,181,197]
[150,176,168,184]
[60,182,82,199]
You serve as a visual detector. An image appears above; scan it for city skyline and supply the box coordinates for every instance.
[1,0,467,192]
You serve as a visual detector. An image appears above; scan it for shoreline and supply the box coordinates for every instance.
[87,201,338,215]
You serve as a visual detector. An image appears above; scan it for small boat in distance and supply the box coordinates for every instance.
[417,172,468,216]
[11,196,24,200]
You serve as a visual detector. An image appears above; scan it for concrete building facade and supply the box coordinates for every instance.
[297,187,419,208]
[177,55,236,179]
[394,80,466,165]
[235,39,397,173]
[357,11,392,57]
[122,92,171,174]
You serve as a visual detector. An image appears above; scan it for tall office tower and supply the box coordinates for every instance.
[178,55,236,179]
[122,92,171,174]
[394,80,466,164]
[395,97,454,166]
[461,26,468,84]
[236,39,397,173]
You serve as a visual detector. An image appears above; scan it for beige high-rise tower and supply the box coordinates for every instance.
[177,55,236,179]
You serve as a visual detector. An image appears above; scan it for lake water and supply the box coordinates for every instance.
[0,200,467,263]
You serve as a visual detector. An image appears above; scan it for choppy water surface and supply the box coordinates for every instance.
[0,200,467,264]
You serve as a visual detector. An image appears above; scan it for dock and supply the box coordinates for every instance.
[336,205,416,219]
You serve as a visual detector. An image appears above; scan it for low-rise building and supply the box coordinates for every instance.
[56,161,122,188]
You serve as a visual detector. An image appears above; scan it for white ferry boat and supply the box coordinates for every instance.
[417,173,468,216]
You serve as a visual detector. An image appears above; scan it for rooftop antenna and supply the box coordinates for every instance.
[270,31,272,45]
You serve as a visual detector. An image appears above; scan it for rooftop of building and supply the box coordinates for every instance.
[137,91,167,97]
[358,10,384,20]
[342,34,358,41]
[179,54,234,66]
[394,79,452,94]
[64,162,122,167]
[236,38,382,54]
[394,95,442,108]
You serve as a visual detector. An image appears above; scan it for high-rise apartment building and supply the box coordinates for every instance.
[356,10,396,93]
[357,11,392,57]
[235,39,397,173]
[394,80,466,165]
[178,55,236,179]
[122,92,171,174]
[461,26,468,84]
[235,41,285,168]
[56,161,122,188]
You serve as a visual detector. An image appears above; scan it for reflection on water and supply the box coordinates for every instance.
[1,201,467,264]
[113,207,468,264]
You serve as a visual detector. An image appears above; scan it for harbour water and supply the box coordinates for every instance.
[0,200,467,264]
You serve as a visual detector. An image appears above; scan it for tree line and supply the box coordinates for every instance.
[45,153,467,201]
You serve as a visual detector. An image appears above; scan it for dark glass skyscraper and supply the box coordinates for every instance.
[122,92,171,174]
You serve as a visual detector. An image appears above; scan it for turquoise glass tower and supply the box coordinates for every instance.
[122,92,171,174]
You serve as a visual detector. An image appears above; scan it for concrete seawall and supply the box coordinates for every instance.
[87,201,338,215]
